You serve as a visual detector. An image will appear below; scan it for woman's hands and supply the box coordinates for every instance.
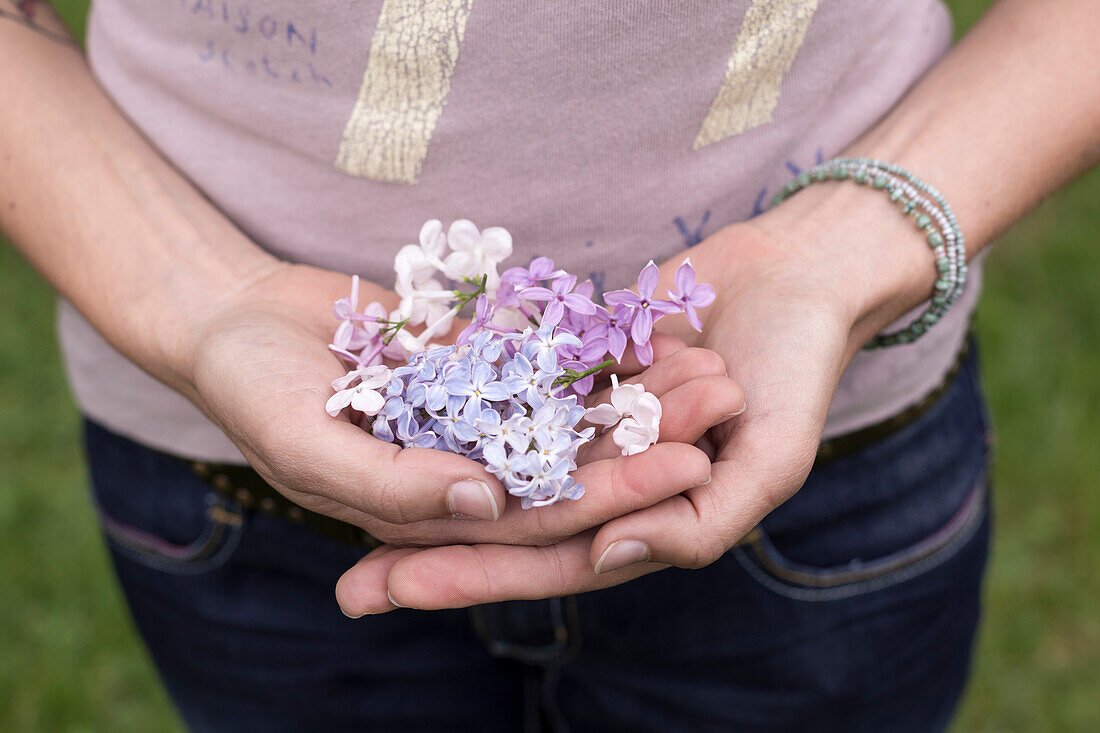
[185,262,742,554]
[332,188,939,613]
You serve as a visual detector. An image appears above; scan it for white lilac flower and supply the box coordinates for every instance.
[443,219,513,293]
[325,365,392,417]
[394,219,451,289]
[612,413,661,456]
[394,279,455,328]
[584,374,662,456]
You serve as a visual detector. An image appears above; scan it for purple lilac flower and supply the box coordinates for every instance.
[666,259,716,332]
[603,261,681,364]
[501,257,564,289]
[458,295,495,346]
[520,274,598,327]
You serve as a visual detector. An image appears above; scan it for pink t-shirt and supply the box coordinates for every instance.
[59,0,978,462]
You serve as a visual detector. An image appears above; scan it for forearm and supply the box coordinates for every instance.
[855,0,1099,244]
[750,0,1100,350]
[0,5,281,396]
[0,6,393,400]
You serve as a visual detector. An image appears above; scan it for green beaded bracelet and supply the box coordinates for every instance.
[771,157,967,350]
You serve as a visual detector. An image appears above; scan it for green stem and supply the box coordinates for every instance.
[554,357,615,388]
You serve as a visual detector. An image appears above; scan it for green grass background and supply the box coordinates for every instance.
[2,1,1097,730]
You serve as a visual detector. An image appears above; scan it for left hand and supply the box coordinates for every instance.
[335,187,936,614]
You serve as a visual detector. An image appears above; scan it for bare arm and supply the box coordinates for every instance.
[0,2,316,397]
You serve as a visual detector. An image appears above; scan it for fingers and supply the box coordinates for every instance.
[383,532,667,610]
[335,545,422,617]
[588,435,814,573]
[264,411,508,526]
[585,346,728,409]
[374,441,713,548]
[581,375,744,463]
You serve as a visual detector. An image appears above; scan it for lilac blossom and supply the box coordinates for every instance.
[327,221,715,508]
[667,258,716,332]
[501,256,564,289]
[521,274,598,327]
[604,261,681,364]
[444,359,514,412]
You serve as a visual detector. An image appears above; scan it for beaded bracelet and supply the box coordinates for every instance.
[770,157,967,349]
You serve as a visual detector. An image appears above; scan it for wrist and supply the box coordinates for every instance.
[750,178,944,355]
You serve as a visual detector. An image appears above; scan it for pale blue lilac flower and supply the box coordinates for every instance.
[501,352,562,407]
[444,359,514,412]
[521,322,581,372]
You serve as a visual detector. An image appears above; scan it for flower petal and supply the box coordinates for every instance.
[542,299,565,327]
[607,327,628,362]
[637,261,660,299]
[419,219,445,257]
[630,306,653,345]
[603,290,641,308]
[563,293,597,315]
[520,286,555,302]
[584,403,622,427]
[480,227,514,260]
[350,388,386,416]
[685,304,703,332]
[447,219,480,253]
[674,259,696,294]
[690,283,716,308]
[325,389,354,417]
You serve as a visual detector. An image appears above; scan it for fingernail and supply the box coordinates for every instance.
[341,607,367,619]
[387,590,406,609]
[699,475,712,486]
[594,540,651,574]
[447,480,500,521]
[723,401,747,418]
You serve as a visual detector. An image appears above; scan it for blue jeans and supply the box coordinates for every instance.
[84,347,992,733]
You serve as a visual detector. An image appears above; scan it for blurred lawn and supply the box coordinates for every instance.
[2,1,1098,731]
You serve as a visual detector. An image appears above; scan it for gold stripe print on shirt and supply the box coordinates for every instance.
[335,0,474,184]
[334,0,818,184]
[694,0,819,149]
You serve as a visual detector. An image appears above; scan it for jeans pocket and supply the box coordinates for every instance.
[732,473,988,601]
[97,493,246,575]
[84,419,247,575]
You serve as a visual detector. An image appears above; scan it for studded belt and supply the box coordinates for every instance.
[189,460,382,549]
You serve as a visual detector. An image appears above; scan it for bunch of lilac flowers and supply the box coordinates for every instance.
[326,220,714,507]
